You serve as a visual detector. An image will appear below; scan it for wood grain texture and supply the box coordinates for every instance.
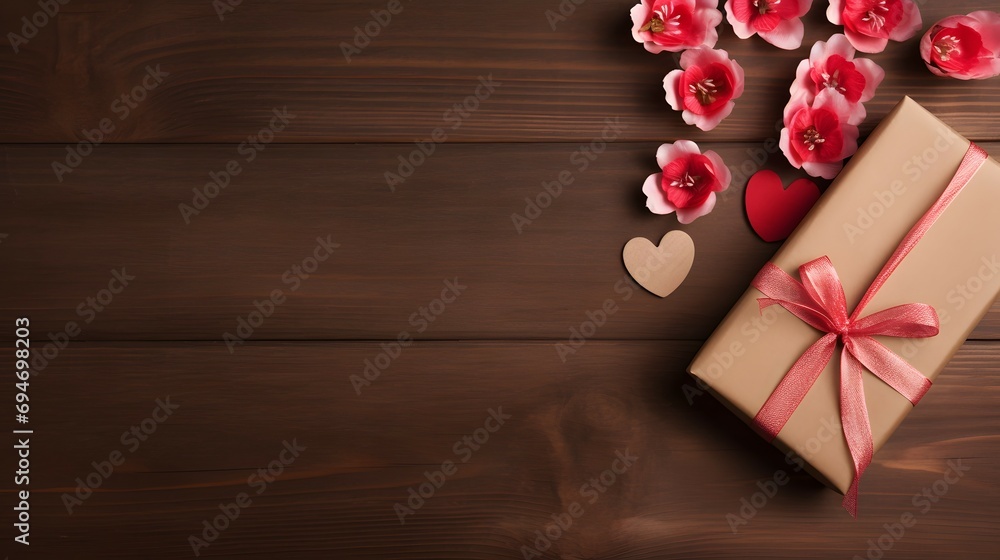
[18,341,1000,559]
[1,0,1000,142]
[3,1,1000,558]
[2,142,1000,342]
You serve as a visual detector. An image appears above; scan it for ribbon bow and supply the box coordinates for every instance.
[748,142,988,517]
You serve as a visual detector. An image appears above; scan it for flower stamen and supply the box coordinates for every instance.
[802,126,826,151]
[821,69,847,93]
[933,35,960,62]
[670,172,700,189]
[860,0,888,31]
[640,6,682,33]
[752,0,781,16]
[688,78,718,105]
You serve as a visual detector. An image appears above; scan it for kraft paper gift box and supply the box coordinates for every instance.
[687,97,1000,509]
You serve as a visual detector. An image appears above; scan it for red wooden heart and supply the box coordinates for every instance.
[745,170,820,243]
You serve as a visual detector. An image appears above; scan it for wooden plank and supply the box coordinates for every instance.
[2,142,1000,342]
[1,0,1000,142]
[16,341,1000,559]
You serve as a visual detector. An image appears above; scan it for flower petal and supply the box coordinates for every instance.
[779,127,802,168]
[852,57,885,102]
[971,10,1000,52]
[630,3,650,43]
[664,70,684,111]
[827,0,844,25]
[676,192,717,224]
[839,121,860,160]
[643,173,677,215]
[821,33,857,61]
[790,58,815,99]
[726,0,758,39]
[700,9,723,48]
[844,27,889,54]
[688,101,735,131]
[842,99,867,126]
[814,88,854,121]
[803,160,843,179]
[680,46,730,68]
[656,140,702,169]
[888,0,923,42]
[703,150,732,191]
[760,17,805,50]
[729,56,746,99]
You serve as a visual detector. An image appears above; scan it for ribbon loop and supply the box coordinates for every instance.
[799,257,850,331]
[850,304,940,338]
[754,262,845,334]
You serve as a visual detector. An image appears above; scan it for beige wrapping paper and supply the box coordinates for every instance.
[688,96,1000,494]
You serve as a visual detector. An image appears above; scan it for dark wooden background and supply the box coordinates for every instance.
[1,1,998,558]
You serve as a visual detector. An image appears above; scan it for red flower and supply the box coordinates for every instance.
[643,140,731,224]
[726,0,813,50]
[920,11,1000,80]
[664,48,746,131]
[789,34,884,125]
[827,0,922,53]
[631,0,723,53]
[780,93,859,179]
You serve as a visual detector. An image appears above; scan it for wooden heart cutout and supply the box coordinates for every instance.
[623,231,695,298]
[745,170,821,243]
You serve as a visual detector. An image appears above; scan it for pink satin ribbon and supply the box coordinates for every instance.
[750,143,988,517]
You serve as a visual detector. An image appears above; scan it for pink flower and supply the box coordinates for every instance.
[643,140,731,224]
[920,11,1000,80]
[779,93,860,179]
[789,34,884,125]
[631,0,723,53]
[827,0,922,53]
[725,0,814,50]
[664,48,745,131]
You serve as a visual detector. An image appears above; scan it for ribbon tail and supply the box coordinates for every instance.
[753,333,838,441]
[845,336,932,405]
[840,346,874,518]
